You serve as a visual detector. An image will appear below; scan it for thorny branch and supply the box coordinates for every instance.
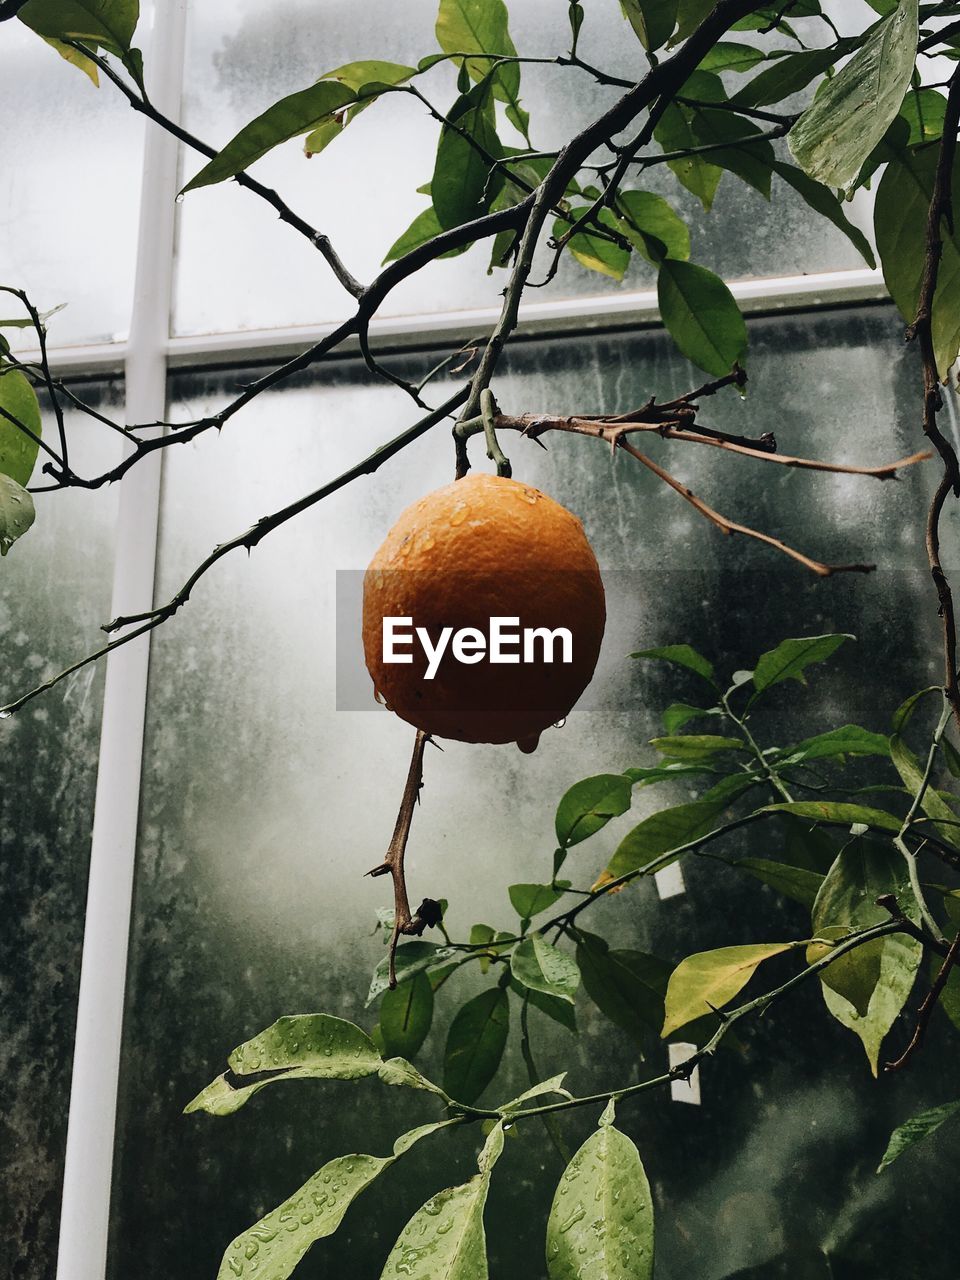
[366,730,443,988]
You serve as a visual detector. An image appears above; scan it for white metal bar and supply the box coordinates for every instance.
[163,267,889,367]
[39,266,889,377]
[54,4,187,1278]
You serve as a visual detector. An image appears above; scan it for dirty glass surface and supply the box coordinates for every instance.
[172,0,874,337]
[0,384,123,1277]
[0,21,145,349]
[106,308,959,1278]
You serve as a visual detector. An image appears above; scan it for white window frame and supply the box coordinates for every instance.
[42,4,950,1278]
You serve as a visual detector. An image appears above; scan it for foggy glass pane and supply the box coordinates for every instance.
[109,309,959,1279]
[0,21,145,349]
[172,0,874,337]
[1,384,122,1274]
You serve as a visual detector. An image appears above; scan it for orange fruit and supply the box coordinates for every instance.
[362,473,605,749]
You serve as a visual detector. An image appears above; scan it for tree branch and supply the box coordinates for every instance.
[911,68,960,732]
[0,387,469,716]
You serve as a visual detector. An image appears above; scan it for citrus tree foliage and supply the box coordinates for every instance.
[4,0,960,1276]
[184,636,960,1278]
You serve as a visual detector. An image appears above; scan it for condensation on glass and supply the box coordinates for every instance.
[0,21,146,349]
[172,0,874,337]
[107,309,960,1280]
[0,385,122,1275]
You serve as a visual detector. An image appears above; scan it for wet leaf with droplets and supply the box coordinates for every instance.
[218,1121,457,1280]
[510,936,580,1004]
[0,474,35,557]
[185,1014,381,1115]
[379,1123,504,1280]
[545,1118,654,1280]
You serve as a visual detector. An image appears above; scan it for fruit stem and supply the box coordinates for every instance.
[480,388,512,478]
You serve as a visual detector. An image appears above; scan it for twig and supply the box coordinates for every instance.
[893,693,952,945]
[619,438,875,577]
[73,43,366,299]
[886,927,960,1072]
[0,387,469,716]
[367,730,439,988]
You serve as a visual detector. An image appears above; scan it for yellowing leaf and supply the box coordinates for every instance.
[662,942,794,1037]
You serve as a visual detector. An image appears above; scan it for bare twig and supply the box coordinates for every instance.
[886,927,960,1072]
[0,387,469,716]
[73,43,366,299]
[367,730,439,988]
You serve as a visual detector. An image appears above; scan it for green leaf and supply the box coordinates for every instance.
[734,858,824,908]
[779,723,890,765]
[752,633,853,693]
[762,801,902,833]
[787,0,919,191]
[698,42,767,73]
[878,1100,960,1172]
[443,987,510,1103]
[557,208,630,280]
[546,1113,654,1280]
[809,840,914,1015]
[0,473,35,557]
[19,0,138,56]
[509,882,567,919]
[658,259,748,378]
[555,774,634,848]
[687,107,775,198]
[509,977,579,1032]
[378,1055,450,1098]
[651,734,746,759]
[875,144,960,378]
[632,643,715,682]
[0,368,42,487]
[821,925,920,1075]
[575,931,670,1036]
[432,78,503,229]
[380,1122,504,1280]
[673,0,715,43]
[183,80,356,191]
[302,61,418,156]
[511,935,580,1003]
[661,702,717,733]
[662,942,795,1036]
[367,942,457,1004]
[654,103,723,209]
[772,161,876,269]
[435,0,525,136]
[379,971,434,1059]
[501,1072,570,1112]
[892,686,941,735]
[889,734,960,846]
[899,87,947,144]
[733,45,853,109]
[382,206,472,264]
[217,1122,455,1280]
[619,0,678,52]
[624,763,719,787]
[184,1014,381,1116]
[616,190,690,264]
[601,798,729,884]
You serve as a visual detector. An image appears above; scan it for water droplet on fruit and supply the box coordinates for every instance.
[553,718,566,729]
[449,503,468,526]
